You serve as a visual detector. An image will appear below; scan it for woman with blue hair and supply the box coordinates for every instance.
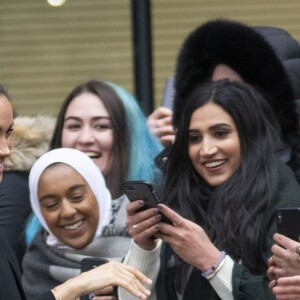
[26,81,163,297]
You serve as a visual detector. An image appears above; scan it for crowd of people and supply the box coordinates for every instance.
[1,18,300,300]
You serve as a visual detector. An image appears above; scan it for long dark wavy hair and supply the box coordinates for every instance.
[164,79,280,272]
[50,80,129,198]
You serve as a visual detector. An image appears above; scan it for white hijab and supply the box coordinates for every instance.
[29,148,113,249]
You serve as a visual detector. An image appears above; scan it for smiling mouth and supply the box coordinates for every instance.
[84,152,101,159]
[63,220,83,230]
[204,160,226,168]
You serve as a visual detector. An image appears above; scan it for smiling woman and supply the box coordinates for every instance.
[121,80,300,300]
[22,148,136,299]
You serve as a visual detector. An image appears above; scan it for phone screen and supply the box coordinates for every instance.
[276,207,300,241]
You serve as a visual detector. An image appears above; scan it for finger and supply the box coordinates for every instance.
[126,200,145,216]
[134,224,160,245]
[94,286,113,295]
[112,266,151,299]
[157,204,183,225]
[126,207,160,230]
[148,107,173,120]
[129,214,161,237]
[274,233,299,250]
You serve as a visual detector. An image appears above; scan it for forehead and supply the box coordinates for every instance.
[189,102,235,128]
[65,92,109,117]
[39,163,85,185]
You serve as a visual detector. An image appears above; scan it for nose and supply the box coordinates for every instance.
[199,137,218,157]
[77,126,95,144]
[0,137,11,158]
[60,199,77,218]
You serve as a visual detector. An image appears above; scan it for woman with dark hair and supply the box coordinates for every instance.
[150,19,300,183]
[121,80,300,300]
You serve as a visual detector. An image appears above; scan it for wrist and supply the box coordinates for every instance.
[201,251,226,279]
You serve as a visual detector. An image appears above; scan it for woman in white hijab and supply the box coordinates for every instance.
[22,148,135,299]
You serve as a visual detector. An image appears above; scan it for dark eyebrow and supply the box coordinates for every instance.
[64,116,111,122]
[189,123,231,133]
[209,123,232,130]
[39,184,87,202]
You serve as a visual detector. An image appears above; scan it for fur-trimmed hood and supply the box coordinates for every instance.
[173,19,297,133]
[5,115,55,172]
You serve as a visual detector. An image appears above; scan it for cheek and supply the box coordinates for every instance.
[95,132,114,150]
[61,131,76,147]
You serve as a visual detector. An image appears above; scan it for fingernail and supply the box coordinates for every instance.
[154,224,160,230]
[145,289,151,295]
[157,204,163,209]
[152,208,159,214]
[138,200,144,206]
[155,214,162,220]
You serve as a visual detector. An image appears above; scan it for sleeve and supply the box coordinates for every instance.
[209,255,234,300]
[118,239,162,300]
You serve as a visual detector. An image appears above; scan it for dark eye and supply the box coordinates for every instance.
[66,123,81,130]
[189,134,202,144]
[215,130,229,138]
[71,193,85,202]
[94,121,112,131]
[6,127,13,138]
[42,201,59,211]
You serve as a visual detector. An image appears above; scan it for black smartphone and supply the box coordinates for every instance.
[276,207,300,241]
[80,257,109,300]
[162,76,175,110]
[121,180,172,224]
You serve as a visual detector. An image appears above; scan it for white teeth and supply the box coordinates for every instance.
[84,152,100,158]
[64,220,83,230]
[205,160,225,168]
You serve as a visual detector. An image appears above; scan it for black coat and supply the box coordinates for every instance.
[0,235,54,300]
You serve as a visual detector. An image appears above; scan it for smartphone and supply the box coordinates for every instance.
[80,257,109,300]
[276,207,300,241]
[121,180,172,224]
[162,76,175,110]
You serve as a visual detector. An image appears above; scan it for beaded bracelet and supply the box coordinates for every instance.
[201,251,226,279]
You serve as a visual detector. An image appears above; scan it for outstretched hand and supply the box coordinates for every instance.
[52,261,152,300]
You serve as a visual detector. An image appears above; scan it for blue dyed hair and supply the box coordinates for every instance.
[107,82,163,182]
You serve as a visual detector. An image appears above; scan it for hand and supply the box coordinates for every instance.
[270,233,300,278]
[154,204,221,272]
[52,261,152,300]
[272,276,300,299]
[126,200,161,250]
[147,107,175,147]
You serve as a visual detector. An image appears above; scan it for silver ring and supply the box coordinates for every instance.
[173,218,183,226]
[295,245,300,256]
[133,224,138,232]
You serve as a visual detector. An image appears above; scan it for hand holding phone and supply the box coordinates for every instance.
[121,180,172,225]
